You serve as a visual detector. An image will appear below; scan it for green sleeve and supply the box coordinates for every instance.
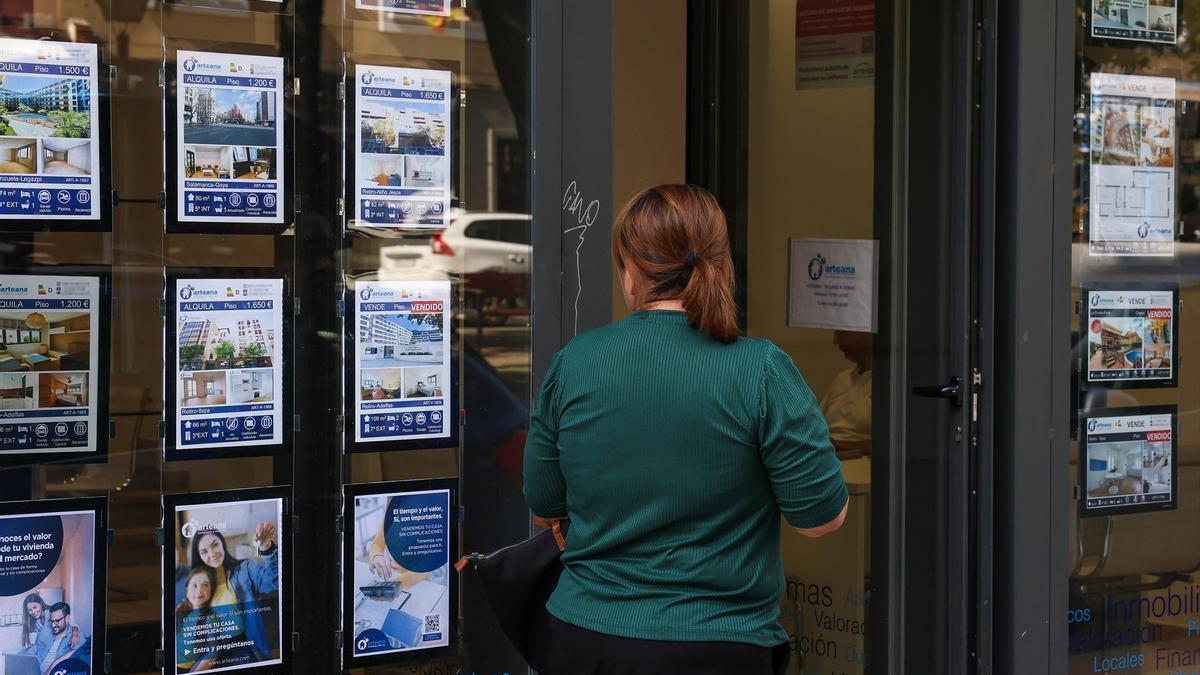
[757,345,849,529]
[523,350,569,518]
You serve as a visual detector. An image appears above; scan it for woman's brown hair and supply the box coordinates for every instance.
[612,184,740,343]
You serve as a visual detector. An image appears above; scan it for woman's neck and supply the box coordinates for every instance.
[214,565,227,586]
[642,299,685,312]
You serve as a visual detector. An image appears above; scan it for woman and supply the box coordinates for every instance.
[175,567,218,672]
[178,522,279,665]
[20,592,45,651]
[523,184,848,674]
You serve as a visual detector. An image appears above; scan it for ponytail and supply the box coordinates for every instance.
[612,184,740,344]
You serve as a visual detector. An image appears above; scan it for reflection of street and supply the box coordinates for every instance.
[465,326,529,394]
[185,124,274,146]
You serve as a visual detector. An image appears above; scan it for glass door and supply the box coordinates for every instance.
[679,0,987,671]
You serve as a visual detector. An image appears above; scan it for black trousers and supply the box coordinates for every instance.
[530,612,790,675]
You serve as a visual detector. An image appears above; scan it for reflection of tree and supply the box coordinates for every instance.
[213,340,236,359]
[369,119,397,147]
[239,343,265,358]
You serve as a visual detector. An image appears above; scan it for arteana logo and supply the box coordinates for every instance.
[180,520,199,538]
[183,58,220,73]
[360,287,373,301]
[179,284,194,300]
[361,71,374,85]
[1087,419,1100,432]
[0,286,29,294]
[1137,223,1151,239]
[808,253,856,281]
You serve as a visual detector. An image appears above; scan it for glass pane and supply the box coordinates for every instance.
[1069,2,1195,672]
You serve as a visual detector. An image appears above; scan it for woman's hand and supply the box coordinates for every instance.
[255,521,277,552]
[369,554,392,580]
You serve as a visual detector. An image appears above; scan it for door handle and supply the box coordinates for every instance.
[912,376,963,407]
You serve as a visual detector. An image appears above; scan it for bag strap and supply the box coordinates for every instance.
[550,519,567,552]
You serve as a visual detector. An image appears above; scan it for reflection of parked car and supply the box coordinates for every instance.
[420,212,531,275]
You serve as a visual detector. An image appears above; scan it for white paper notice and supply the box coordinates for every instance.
[0,38,100,220]
[355,64,452,229]
[0,275,100,455]
[174,278,283,453]
[1089,73,1176,256]
[788,238,878,333]
[354,280,451,443]
[177,50,285,224]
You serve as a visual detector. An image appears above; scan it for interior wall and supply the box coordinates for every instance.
[611,0,688,321]
[746,0,875,395]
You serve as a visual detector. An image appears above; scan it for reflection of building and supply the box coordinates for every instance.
[184,89,215,125]
[0,77,90,112]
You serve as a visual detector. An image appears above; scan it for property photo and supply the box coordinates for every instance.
[184,145,232,179]
[184,87,276,147]
[0,73,91,138]
[0,308,91,373]
[232,146,275,180]
[0,372,34,409]
[357,311,443,368]
[402,366,443,398]
[1086,439,1172,499]
[37,372,88,407]
[0,137,36,174]
[360,368,402,401]
[228,369,273,404]
[404,155,448,188]
[1149,5,1176,33]
[1092,0,1149,32]
[360,99,446,155]
[41,138,91,176]
[1088,317,1144,370]
[178,313,275,371]
[179,371,227,407]
[360,155,405,187]
[1093,103,1140,166]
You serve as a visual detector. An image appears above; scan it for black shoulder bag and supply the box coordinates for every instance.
[455,519,568,670]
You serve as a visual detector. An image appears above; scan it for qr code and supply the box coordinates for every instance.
[424,614,440,633]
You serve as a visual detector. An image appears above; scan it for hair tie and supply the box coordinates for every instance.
[684,251,699,269]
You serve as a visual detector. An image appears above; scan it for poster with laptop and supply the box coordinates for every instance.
[355,0,450,17]
[0,274,102,460]
[0,498,104,675]
[1084,286,1177,387]
[1091,0,1177,45]
[1088,73,1176,256]
[354,64,452,229]
[1081,407,1176,516]
[165,489,287,674]
[170,276,284,459]
[344,481,455,664]
[177,50,284,224]
[0,38,100,221]
[352,279,451,446]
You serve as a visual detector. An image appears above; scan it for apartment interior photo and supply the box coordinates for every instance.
[38,372,88,407]
[233,147,274,180]
[0,373,35,409]
[0,311,91,373]
[0,137,37,174]
[184,145,232,179]
[180,371,227,406]
[42,139,92,176]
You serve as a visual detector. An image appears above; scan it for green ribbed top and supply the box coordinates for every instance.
[523,310,848,647]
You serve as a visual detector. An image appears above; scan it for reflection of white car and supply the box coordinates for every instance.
[420,212,531,275]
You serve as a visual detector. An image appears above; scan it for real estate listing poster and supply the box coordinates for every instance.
[165,488,288,674]
[1083,286,1177,387]
[1088,73,1176,256]
[343,480,455,666]
[355,0,450,15]
[0,38,100,221]
[352,280,451,447]
[0,497,106,675]
[176,50,284,224]
[1081,406,1177,517]
[169,276,284,460]
[355,64,452,229]
[1091,0,1178,45]
[0,274,103,461]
